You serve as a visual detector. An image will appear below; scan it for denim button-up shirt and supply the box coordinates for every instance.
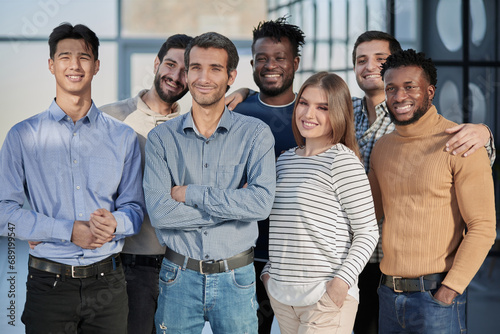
[0,100,145,265]
[144,107,276,261]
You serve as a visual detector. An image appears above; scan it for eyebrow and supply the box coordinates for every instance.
[189,62,225,69]
[356,51,389,59]
[57,51,92,58]
[163,57,178,64]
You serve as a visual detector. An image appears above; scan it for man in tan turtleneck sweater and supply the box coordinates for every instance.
[369,49,496,333]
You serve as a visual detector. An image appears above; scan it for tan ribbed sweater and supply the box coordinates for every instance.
[368,106,496,294]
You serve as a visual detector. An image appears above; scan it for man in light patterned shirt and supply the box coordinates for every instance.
[352,30,496,334]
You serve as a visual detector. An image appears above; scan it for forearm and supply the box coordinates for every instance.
[0,202,74,241]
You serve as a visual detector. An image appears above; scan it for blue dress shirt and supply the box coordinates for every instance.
[0,100,145,265]
[144,107,276,261]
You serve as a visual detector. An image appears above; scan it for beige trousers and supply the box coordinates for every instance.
[269,292,358,334]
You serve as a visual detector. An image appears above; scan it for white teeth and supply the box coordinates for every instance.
[365,74,379,78]
[395,105,412,111]
[303,121,316,127]
[68,76,80,79]
[166,81,177,88]
[264,74,280,78]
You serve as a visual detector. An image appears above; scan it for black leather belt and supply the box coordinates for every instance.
[29,254,121,278]
[121,253,163,269]
[164,248,253,274]
[382,273,447,292]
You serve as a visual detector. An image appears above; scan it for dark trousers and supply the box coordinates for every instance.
[255,260,274,334]
[122,259,161,334]
[21,266,128,334]
[354,262,381,334]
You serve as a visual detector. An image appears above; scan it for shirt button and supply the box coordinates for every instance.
[78,213,83,217]
[76,186,80,190]
[205,255,210,259]
[205,140,209,144]
[194,204,198,208]
[73,133,77,136]
[204,231,208,236]
[204,163,208,168]
[73,160,77,164]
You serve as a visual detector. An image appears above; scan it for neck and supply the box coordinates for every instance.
[191,100,225,138]
[298,138,333,157]
[142,88,176,115]
[363,90,385,125]
[55,91,92,123]
[259,88,295,106]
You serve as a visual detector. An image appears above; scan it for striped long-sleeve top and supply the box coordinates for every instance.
[262,143,378,306]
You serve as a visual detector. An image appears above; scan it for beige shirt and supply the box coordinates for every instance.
[100,89,180,255]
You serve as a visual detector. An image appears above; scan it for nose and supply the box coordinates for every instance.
[394,87,408,101]
[264,58,277,70]
[366,57,381,71]
[69,57,81,70]
[304,106,315,118]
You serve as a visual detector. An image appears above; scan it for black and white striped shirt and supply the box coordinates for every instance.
[263,144,378,306]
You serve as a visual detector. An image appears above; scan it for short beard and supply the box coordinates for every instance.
[389,95,432,126]
[154,73,188,104]
[253,71,294,97]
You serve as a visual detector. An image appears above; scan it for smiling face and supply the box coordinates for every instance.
[295,86,333,148]
[354,39,391,95]
[153,48,189,104]
[384,65,435,125]
[186,46,236,108]
[251,37,299,99]
[48,38,99,98]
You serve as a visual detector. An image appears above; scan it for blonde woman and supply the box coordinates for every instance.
[262,72,379,334]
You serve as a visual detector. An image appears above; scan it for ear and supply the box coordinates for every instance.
[153,56,161,74]
[228,69,237,86]
[250,59,254,67]
[94,59,100,75]
[427,84,436,101]
[293,56,300,72]
[48,58,54,75]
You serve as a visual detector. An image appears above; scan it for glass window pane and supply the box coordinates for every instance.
[435,67,464,124]
[121,0,266,39]
[469,0,495,61]
[0,0,117,38]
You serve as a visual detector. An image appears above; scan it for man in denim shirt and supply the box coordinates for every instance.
[143,32,276,333]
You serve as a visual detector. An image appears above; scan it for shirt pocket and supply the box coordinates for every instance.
[87,157,122,198]
[215,163,246,189]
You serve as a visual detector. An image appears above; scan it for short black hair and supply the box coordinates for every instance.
[352,30,402,66]
[251,16,305,58]
[157,34,193,61]
[184,32,239,76]
[381,49,438,87]
[49,23,99,60]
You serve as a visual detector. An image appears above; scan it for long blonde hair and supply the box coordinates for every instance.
[292,71,360,159]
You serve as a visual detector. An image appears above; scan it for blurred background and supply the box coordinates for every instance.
[0,0,499,333]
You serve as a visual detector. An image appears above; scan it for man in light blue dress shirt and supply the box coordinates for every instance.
[0,23,144,333]
[143,32,276,333]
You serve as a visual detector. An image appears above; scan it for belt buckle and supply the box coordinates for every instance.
[392,276,403,293]
[71,266,86,278]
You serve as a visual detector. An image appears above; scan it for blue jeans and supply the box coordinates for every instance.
[378,284,467,333]
[155,259,258,334]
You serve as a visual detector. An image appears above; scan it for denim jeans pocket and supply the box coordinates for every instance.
[426,290,454,307]
[231,264,255,289]
[159,260,180,286]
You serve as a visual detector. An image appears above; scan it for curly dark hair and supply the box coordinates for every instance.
[381,49,437,87]
[251,16,305,58]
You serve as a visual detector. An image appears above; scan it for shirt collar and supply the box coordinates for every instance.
[182,106,232,136]
[48,99,99,124]
[136,89,181,120]
[362,97,389,118]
